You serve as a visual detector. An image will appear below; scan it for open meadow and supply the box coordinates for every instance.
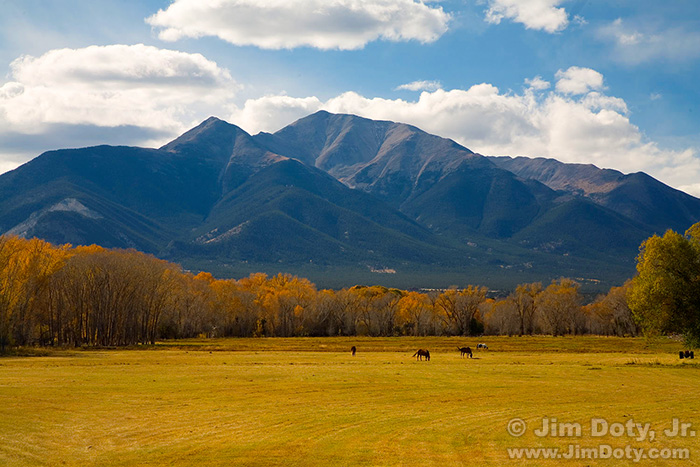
[2,336,700,466]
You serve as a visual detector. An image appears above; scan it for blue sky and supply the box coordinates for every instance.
[1,0,700,194]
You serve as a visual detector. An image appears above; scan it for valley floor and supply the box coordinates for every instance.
[1,336,699,466]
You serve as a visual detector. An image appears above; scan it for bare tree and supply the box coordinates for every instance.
[536,278,583,336]
[512,282,542,335]
[435,286,487,335]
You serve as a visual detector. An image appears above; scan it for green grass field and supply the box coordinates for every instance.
[2,337,699,466]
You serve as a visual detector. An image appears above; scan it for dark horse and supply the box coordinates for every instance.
[458,346,473,358]
[351,346,356,356]
[412,349,430,361]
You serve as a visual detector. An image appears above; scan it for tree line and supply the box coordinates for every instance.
[1,234,646,351]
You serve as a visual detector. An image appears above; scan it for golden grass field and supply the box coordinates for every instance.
[2,336,700,466]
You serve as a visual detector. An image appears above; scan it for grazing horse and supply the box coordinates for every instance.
[412,349,430,361]
[477,343,488,350]
[351,346,356,356]
[458,347,473,358]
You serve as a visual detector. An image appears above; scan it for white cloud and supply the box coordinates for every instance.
[0,44,237,136]
[146,0,450,50]
[484,0,569,33]
[603,19,643,46]
[524,76,550,91]
[231,72,700,197]
[395,80,442,92]
[554,66,604,95]
[0,44,239,169]
[598,18,700,65]
[571,15,587,27]
[232,95,324,135]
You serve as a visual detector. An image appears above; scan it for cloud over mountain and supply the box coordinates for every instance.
[146,0,450,50]
[231,67,700,196]
[1,41,698,198]
[0,44,236,133]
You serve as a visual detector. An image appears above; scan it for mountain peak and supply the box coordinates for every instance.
[159,116,264,166]
[308,109,331,118]
[161,117,241,151]
[202,116,226,124]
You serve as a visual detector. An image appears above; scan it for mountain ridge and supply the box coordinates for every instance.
[489,155,700,234]
[1,111,698,291]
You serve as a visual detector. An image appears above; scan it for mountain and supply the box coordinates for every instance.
[256,112,547,239]
[176,158,452,265]
[254,111,486,200]
[489,156,700,234]
[1,112,698,292]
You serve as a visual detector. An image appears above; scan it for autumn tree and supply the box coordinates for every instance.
[536,278,583,336]
[268,273,316,336]
[584,281,637,336]
[397,291,433,336]
[435,286,487,335]
[307,289,356,336]
[209,278,251,337]
[169,272,218,338]
[376,288,404,336]
[511,282,542,335]
[0,236,69,351]
[628,224,700,347]
[233,273,265,336]
[304,289,338,336]
[48,247,179,346]
[238,273,316,337]
[483,298,519,335]
[348,286,384,336]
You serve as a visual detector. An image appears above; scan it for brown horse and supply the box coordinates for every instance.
[458,346,472,358]
[412,349,430,361]
[351,346,356,356]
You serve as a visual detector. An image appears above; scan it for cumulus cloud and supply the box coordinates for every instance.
[484,0,569,33]
[232,95,324,135]
[598,18,700,65]
[524,76,550,91]
[146,0,450,50]
[395,80,442,92]
[554,66,604,95]
[0,44,237,135]
[230,70,700,197]
[0,44,239,171]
